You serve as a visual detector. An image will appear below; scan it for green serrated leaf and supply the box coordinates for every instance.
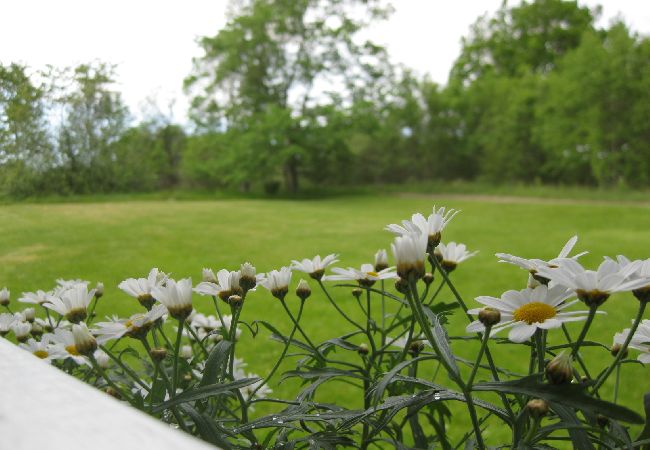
[474,375,643,424]
[200,340,232,386]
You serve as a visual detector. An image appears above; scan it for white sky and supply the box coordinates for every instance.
[1,0,648,124]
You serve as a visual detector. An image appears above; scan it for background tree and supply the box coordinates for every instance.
[184,0,392,192]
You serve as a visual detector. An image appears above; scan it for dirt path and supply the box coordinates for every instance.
[395,192,650,207]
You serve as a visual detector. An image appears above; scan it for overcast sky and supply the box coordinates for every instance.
[1,0,648,124]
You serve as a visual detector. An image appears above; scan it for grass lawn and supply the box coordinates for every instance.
[1,193,649,445]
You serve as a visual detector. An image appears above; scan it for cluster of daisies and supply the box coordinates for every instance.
[466,236,650,362]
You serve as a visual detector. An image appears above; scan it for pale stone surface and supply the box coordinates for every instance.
[0,337,217,450]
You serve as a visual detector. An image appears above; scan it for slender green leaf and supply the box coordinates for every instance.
[153,378,258,412]
[200,340,232,386]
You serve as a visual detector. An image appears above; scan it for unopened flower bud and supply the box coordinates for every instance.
[296,279,311,301]
[352,288,363,299]
[409,340,425,356]
[72,323,97,356]
[526,399,549,418]
[545,351,574,385]
[597,414,609,428]
[150,347,168,362]
[12,322,31,342]
[239,263,257,292]
[423,272,434,286]
[395,278,409,294]
[22,307,36,323]
[180,344,193,359]
[374,249,389,272]
[106,387,121,399]
[478,308,501,327]
[0,288,9,306]
[183,373,192,382]
[357,343,369,355]
[610,343,628,359]
[94,282,104,299]
[228,294,243,307]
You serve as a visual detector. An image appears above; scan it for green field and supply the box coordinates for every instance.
[2,193,649,444]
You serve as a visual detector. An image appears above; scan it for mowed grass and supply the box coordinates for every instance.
[2,194,649,444]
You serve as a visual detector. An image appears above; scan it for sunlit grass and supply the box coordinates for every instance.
[1,194,648,445]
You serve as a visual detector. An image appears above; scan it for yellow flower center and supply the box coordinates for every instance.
[33,350,49,359]
[366,271,379,277]
[513,302,557,325]
[65,345,80,356]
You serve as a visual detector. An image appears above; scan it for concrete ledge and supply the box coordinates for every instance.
[0,337,217,450]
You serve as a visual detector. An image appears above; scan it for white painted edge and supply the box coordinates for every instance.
[0,337,219,450]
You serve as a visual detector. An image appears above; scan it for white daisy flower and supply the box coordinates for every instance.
[260,267,292,299]
[466,285,594,343]
[391,231,428,280]
[19,338,67,362]
[496,236,588,285]
[386,206,459,249]
[291,254,339,280]
[610,257,650,302]
[43,328,89,365]
[22,307,36,323]
[374,249,389,272]
[44,284,96,323]
[239,373,272,402]
[324,263,398,287]
[118,268,167,309]
[0,287,9,306]
[152,278,193,320]
[94,349,111,369]
[239,262,258,292]
[11,321,32,342]
[536,258,650,307]
[18,290,50,305]
[0,313,14,336]
[72,323,97,356]
[92,304,167,344]
[434,242,478,272]
[613,320,650,364]
[194,269,246,302]
[180,344,193,359]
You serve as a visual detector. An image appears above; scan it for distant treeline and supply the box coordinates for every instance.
[1,0,649,198]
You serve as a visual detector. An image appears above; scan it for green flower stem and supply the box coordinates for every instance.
[433,256,514,418]
[249,299,304,400]
[380,280,386,348]
[614,364,621,403]
[184,323,209,358]
[571,305,598,359]
[425,281,445,307]
[87,296,100,324]
[227,303,243,379]
[467,325,492,388]
[149,364,159,413]
[279,298,323,361]
[318,280,365,332]
[43,307,54,328]
[399,317,416,362]
[523,416,541,446]
[366,289,378,355]
[592,301,647,393]
[155,322,174,349]
[90,354,134,403]
[211,295,228,331]
[3,304,13,313]
[405,279,485,450]
[534,329,546,374]
[98,344,150,391]
[561,324,593,379]
[172,317,185,395]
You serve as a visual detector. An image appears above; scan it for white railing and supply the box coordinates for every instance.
[0,337,217,450]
